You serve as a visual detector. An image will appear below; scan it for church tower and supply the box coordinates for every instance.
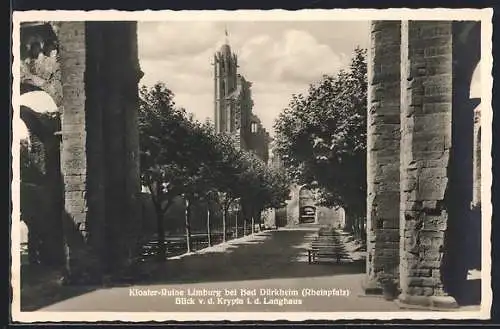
[213,29,238,133]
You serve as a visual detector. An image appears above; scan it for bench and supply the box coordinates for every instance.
[308,245,350,264]
[307,230,350,264]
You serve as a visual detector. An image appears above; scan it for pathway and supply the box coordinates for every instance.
[37,227,404,312]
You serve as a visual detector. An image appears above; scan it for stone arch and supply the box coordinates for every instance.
[440,21,482,303]
[18,88,60,182]
[20,22,63,108]
[298,185,316,224]
[18,82,63,266]
[470,61,481,99]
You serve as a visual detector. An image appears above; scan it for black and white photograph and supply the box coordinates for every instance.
[11,9,493,322]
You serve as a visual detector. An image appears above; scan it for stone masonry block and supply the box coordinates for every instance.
[424,251,442,262]
[417,177,447,200]
[421,214,447,231]
[421,260,441,269]
[414,112,452,132]
[422,102,452,114]
[419,229,445,240]
[420,167,447,179]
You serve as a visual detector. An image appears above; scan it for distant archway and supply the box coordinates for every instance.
[298,186,316,224]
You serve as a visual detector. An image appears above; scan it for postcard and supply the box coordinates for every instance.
[11,8,493,322]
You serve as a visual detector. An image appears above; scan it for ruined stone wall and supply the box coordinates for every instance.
[19,22,66,267]
[59,22,94,276]
[398,21,455,307]
[364,20,481,308]
[59,22,142,278]
[261,208,276,228]
[471,61,482,212]
[365,21,401,289]
[472,105,481,209]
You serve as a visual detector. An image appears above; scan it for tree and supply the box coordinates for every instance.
[274,47,367,238]
[237,152,290,232]
[138,83,217,259]
[204,131,243,242]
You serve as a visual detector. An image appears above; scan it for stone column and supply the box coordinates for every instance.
[59,22,142,280]
[472,107,481,209]
[92,22,142,272]
[59,22,103,281]
[468,103,481,272]
[398,21,458,309]
[364,21,401,294]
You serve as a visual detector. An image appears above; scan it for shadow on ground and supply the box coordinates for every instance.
[21,228,365,311]
[20,265,99,311]
[132,229,366,286]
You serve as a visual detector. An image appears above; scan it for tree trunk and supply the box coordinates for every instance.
[251,216,255,234]
[222,209,227,243]
[355,216,361,240]
[207,207,211,247]
[360,217,367,242]
[257,210,262,231]
[235,211,238,238]
[344,208,354,233]
[185,198,192,253]
[154,202,166,261]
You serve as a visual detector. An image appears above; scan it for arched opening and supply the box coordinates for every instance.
[20,90,59,114]
[298,186,316,224]
[18,87,64,266]
[441,21,481,304]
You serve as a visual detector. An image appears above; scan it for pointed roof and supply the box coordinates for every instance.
[219,25,232,55]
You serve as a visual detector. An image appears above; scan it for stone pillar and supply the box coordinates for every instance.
[59,22,142,280]
[472,107,481,209]
[91,22,143,272]
[468,103,481,272]
[398,21,458,309]
[59,22,100,280]
[364,21,401,294]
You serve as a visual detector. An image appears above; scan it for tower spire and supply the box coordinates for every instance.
[224,25,229,44]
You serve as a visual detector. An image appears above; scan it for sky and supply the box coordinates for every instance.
[137,21,370,136]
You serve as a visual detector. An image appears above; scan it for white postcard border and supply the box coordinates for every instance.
[11,8,494,322]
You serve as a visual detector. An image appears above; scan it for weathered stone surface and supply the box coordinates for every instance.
[57,21,142,279]
[365,20,401,290]
[399,20,456,307]
[472,105,481,208]
[59,23,90,271]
